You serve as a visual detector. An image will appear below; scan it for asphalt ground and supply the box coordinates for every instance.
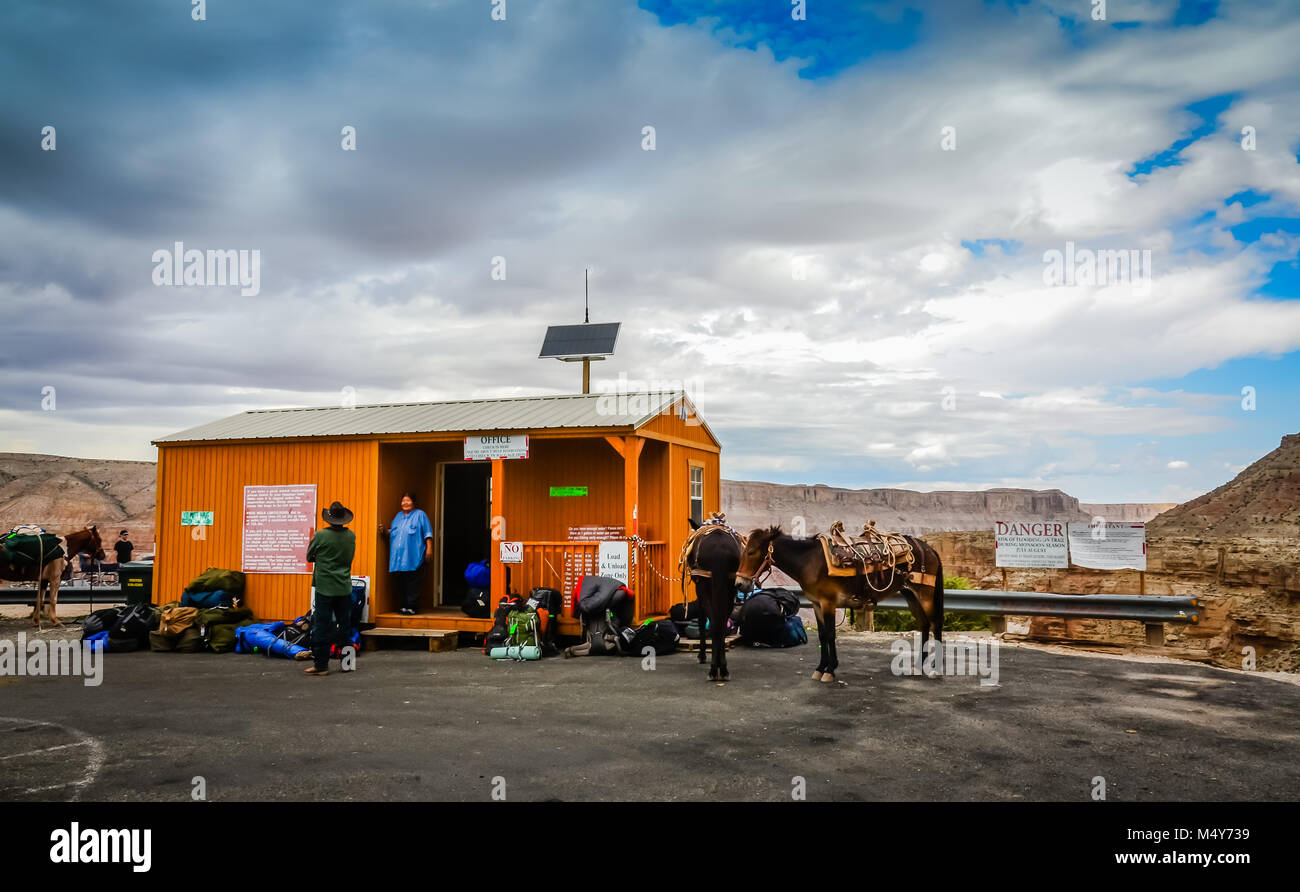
[2,621,1299,803]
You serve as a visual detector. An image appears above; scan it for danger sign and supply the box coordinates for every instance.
[994,519,1068,569]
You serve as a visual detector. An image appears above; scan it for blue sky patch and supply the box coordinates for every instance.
[1129,93,1238,177]
[638,0,922,78]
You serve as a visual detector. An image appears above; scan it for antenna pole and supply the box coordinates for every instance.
[584,268,589,323]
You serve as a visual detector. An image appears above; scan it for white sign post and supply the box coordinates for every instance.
[994,520,1068,569]
[1067,522,1147,571]
[598,540,630,584]
[464,435,529,461]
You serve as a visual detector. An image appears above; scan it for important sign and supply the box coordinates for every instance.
[994,520,1068,569]
[241,484,317,574]
[1068,522,1147,571]
[464,435,529,461]
[598,540,630,584]
[567,525,624,541]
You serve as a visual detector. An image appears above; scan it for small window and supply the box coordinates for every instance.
[690,465,704,526]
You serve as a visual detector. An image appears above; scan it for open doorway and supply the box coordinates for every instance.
[439,461,492,606]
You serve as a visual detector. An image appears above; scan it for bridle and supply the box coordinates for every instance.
[736,539,775,589]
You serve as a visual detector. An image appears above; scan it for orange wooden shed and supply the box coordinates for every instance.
[151,392,721,634]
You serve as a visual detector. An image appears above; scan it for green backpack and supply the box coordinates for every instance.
[505,610,540,649]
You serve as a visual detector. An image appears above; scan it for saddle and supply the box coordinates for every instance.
[1,528,65,573]
[677,512,745,582]
[817,521,935,588]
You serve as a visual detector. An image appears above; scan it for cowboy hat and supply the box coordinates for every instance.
[321,501,354,526]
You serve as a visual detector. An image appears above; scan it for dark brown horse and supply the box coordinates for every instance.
[736,526,944,683]
[0,526,104,630]
[680,517,743,681]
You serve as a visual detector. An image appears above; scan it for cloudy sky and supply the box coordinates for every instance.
[1,0,1297,503]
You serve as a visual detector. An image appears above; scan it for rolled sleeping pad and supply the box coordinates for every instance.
[491,647,543,660]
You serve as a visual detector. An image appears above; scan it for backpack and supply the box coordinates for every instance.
[764,588,801,617]
[483,596,523,654]
[526,587,563,614]
[737,593,788,647]
[630,619,680,656]
[505,610,541,649]
[783,615,808,647]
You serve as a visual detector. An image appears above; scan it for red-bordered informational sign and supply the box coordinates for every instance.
[242,484,317,573]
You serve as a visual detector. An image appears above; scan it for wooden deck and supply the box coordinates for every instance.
[373,607,583,637]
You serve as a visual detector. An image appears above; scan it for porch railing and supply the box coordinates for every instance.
[517,540,678,620]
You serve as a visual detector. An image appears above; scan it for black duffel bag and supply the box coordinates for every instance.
[82,606,125,639]
[107,603,160,653]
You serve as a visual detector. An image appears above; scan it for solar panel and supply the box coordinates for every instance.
[538,322,621,359]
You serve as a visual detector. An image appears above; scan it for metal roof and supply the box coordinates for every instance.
[154,392,696,444]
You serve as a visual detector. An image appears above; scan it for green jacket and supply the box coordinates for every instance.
[306,526,356,597]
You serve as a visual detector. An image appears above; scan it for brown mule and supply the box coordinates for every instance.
[736,526,944,683]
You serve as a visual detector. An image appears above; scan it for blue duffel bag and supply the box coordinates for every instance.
[181,589,234,609]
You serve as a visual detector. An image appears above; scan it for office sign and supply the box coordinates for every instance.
[994,520,1068,569]
[1068,522,1147,571]
[464,435,529,461]
[550,486,588,497]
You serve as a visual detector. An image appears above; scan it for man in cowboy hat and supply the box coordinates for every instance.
[304,500,357,676]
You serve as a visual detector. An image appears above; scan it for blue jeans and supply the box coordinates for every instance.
[311,594,352,671]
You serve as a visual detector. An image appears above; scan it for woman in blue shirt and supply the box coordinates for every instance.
[379,492,433,615]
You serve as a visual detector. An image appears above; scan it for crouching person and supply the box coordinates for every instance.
[304,501,357,677]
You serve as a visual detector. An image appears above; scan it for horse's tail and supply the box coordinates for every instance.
[933,548,945,636]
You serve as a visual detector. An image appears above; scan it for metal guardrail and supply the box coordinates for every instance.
[796,589,1199,625]
[0,587,125,607]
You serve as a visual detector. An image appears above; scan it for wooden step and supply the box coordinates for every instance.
[676,634,742,653]
[360,627,459,652]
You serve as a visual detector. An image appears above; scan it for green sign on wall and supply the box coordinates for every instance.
[181,511,214,526]
[549,486,588,497]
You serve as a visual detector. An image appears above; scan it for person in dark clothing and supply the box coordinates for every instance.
[304,501,357,677]
[113,530,133,565]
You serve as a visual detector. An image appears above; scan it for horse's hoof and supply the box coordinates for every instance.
[820,673,835,683]
[811,671,824,681]
[926,670,939,679]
